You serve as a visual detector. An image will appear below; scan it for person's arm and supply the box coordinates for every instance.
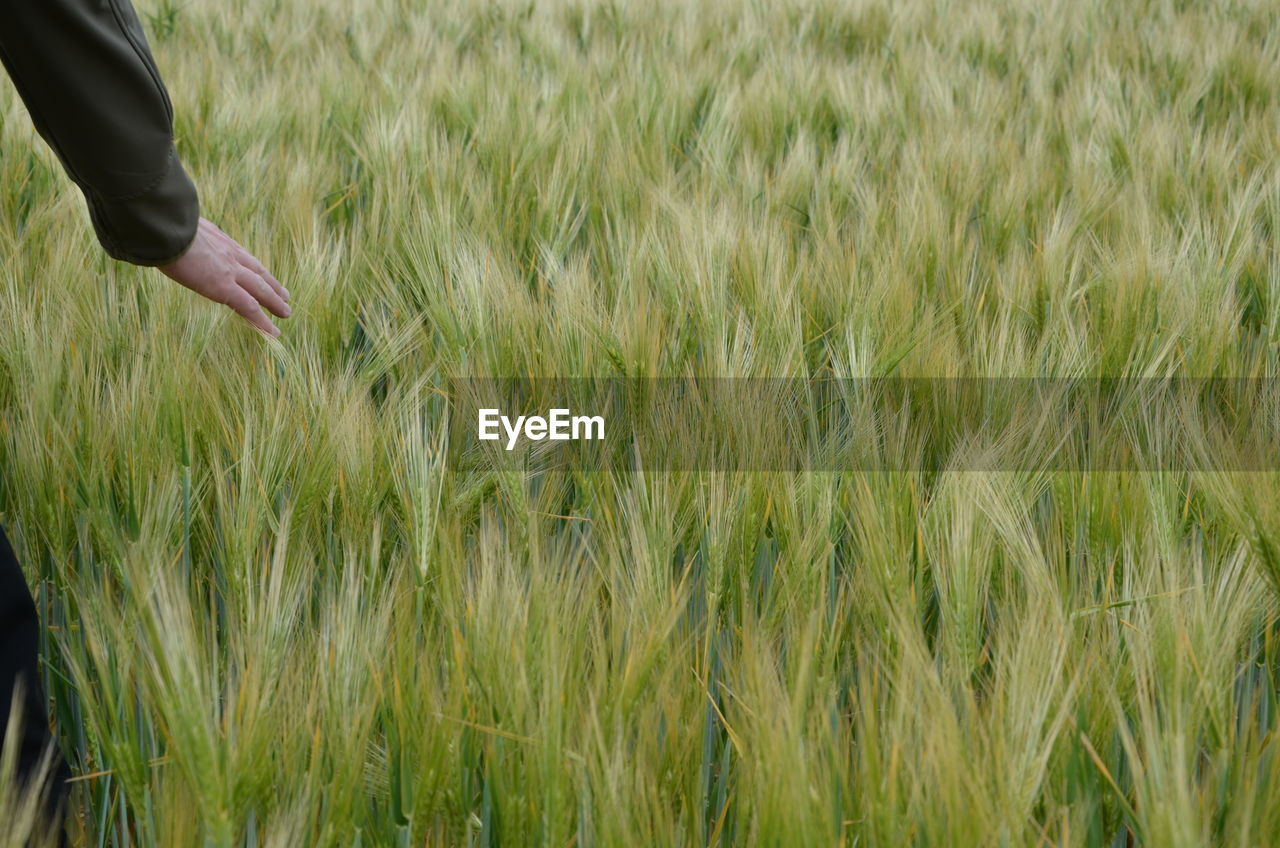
[0,0,290,335]
[0,0,197,265]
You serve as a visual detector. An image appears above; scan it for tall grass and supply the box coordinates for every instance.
[0,0,1278,843]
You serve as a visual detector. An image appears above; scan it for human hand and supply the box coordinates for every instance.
[157,217,291,338]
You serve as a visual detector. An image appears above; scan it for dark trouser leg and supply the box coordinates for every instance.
[0,523,70,844]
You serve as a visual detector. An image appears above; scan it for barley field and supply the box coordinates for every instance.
[1,0,1279,844]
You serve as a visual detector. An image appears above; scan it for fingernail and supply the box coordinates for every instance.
[283,288,291,299]
[283,304,293,317]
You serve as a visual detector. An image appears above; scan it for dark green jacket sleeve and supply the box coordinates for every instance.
[0,0,199,265]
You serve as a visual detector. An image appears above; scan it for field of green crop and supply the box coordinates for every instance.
[1,0,1278,844]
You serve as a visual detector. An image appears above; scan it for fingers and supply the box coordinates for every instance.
[167,219,289,338]
[203,219,290,301]
[220,282,280,338]
[236,269,291,320]
[240,253,288,302]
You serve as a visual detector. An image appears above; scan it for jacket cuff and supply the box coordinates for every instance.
[83,145,200,266]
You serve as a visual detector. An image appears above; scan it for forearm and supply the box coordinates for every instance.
[0,0,199,265]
